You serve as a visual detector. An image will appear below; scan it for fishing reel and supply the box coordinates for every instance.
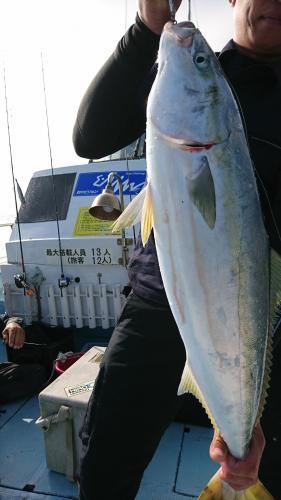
[58,275,80,289]
[14,273,34,296]
[58,275,71,289]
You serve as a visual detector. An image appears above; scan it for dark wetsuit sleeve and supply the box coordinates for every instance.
[73,14,160,160]
[0,314,23,334]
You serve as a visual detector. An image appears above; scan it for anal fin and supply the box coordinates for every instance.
[178,361,217,430]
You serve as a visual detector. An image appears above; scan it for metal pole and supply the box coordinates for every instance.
[3,63,26,287]
[116,176,128,267]
[108,173,128,267]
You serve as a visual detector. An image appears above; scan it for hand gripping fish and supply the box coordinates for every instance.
[113,21,279,500]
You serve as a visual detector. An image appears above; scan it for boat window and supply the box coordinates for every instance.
[98,134,146,161]
[18,173,76,223]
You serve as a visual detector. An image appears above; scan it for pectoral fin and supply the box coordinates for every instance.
[111,184,154,246]
[199,473,274,500]
[187,156,216,229]
[141,183,154,245]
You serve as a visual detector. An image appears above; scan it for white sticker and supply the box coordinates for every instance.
[64,380,95,397]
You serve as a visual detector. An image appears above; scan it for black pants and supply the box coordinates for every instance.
[79,292,281,500]
[79,292,186,500]
[0,362,47,404]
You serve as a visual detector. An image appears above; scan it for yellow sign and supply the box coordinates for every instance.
[73,207,121,236]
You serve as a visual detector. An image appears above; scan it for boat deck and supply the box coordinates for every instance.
[0,341,219,500]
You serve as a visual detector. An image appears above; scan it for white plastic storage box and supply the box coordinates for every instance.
[36,346,105,481]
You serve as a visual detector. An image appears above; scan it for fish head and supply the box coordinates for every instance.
[147,22,240,152]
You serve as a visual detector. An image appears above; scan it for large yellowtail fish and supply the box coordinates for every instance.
[113,21,278,499]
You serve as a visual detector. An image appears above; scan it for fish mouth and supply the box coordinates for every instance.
[179,142,216,152]
[164,137,218,152]
[164,21,197,46]
[165,21,196,30]
[160,131,231,152]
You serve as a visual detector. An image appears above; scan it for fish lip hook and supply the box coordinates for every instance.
[168,0,177,23]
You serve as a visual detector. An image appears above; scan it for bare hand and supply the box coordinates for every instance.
[209,424,265,491]
[138,0,182,35]
[2,322,26,349]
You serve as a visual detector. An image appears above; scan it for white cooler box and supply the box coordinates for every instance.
[36,346,105,481]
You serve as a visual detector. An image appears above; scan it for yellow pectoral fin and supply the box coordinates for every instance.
[111,184,153,246]
[199,472,274,500]
[141,183,154,246]
[111,186,147,232]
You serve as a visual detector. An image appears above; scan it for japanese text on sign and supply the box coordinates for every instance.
[45,247,113,265]
[46,248,86,264]
[73,207,120,236]
[92,247,112,265]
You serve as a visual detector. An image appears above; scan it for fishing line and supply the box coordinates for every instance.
[250,136,281,243]
[252,169,281,245]
[191,0,199,28]
[3,63,27,290]
[222,73,281,248]
[188,0,192,22]
[40,53,65,291]
[251,136,281,152]
[124,0,128,32]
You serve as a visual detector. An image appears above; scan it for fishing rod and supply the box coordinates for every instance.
[3,63,33,297]
[40,53,69,294]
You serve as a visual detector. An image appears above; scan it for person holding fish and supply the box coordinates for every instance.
[73,0,281,498]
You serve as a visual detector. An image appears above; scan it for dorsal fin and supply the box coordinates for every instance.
[256,248,281,424]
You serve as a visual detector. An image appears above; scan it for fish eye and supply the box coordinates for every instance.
[194,52,209,68]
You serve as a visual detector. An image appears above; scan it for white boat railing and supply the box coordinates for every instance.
[3,282,126,329]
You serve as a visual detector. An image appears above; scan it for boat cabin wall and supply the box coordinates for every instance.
[1,160,146,329]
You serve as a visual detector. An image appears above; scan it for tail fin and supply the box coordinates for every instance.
[199,471,274,500]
